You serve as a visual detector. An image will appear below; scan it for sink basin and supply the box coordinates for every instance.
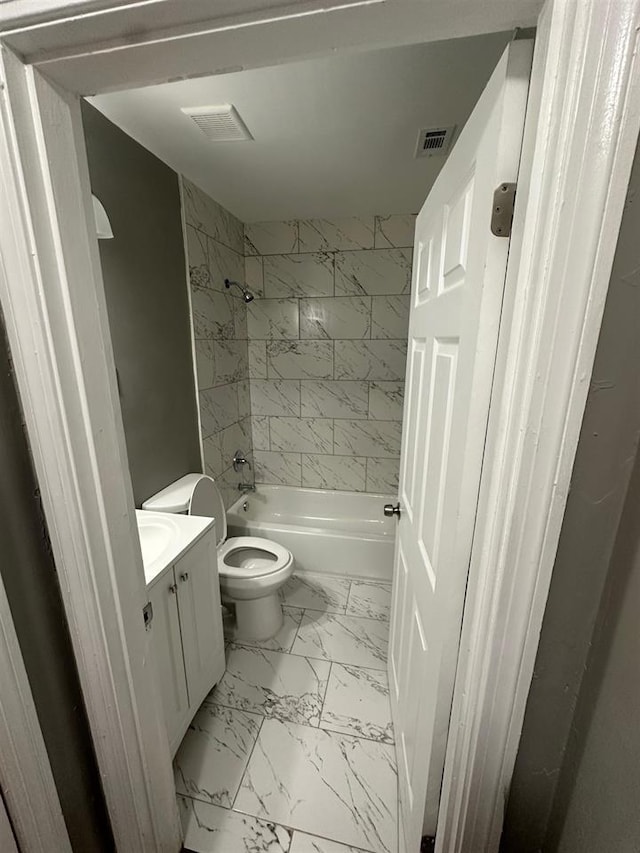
[137,514,179,568]
[135,509,216,585]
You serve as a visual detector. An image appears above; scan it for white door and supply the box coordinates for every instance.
[389,40,532,852]
[175,535,225,710]
[148,570,189,751]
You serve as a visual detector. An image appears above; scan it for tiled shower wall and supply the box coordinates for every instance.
[244,215,415,494]
[182,178,253,508]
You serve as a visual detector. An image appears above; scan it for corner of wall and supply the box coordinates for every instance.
[181,177,253,508]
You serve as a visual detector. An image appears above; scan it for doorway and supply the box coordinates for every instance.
[81,32,522,852]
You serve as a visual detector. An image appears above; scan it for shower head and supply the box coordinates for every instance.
[225,278,254,303]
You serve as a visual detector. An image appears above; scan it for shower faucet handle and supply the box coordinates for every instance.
[233,450,251,472]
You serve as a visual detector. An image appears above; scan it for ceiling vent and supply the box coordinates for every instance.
[415,125,456,158]
[181,104,253,142]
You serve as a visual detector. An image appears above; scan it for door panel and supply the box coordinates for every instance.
[401,338,426,516]
[440,175,474,294]
[389,541,408,700]
[419,338,458,570]
[389,40,533,849]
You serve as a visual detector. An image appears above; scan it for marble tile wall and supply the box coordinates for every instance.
[182,178,253,508]
[244,215,415,494]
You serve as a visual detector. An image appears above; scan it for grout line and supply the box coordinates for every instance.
[283,602,304,660]
[318,660,333,726]
[299,605,390,624]
[287,570,391,586]
[247,244,410,257]
[287,828,374,853]
[332,249,336,297]
[287,606,305,652]
[186,223,243,258]
[345,578,354,616]
[273,646,388,672]
[209,696,391,747]
[183,793,381,853]
[249,376,404,385]
[200,664,390,732]
[177,790,238,812]
[229,714,266,811]
[198,375,244,394]
[318,722,395,747]
[204,696,322,733]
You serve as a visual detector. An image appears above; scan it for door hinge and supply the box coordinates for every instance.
[143,601,153,631]
[491,182,516,237]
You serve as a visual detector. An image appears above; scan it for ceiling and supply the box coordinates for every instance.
[90,32,512,222]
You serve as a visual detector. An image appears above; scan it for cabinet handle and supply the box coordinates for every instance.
[168,583,177,595]
[180,572,189,583]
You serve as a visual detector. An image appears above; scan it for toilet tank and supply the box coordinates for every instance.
[141,473,226,544]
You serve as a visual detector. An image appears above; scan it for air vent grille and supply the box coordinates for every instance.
[415,125,456,158]
[181,104,253,142]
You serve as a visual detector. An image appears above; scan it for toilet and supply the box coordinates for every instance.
[142,474,294,640]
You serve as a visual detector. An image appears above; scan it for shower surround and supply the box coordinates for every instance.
[245,215,415,494]
[183,176,415,499]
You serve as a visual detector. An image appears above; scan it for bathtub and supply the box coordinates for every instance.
[227,485,396,581]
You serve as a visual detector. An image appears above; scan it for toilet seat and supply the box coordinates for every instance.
[142,474,295,639]
[218,536,292,579]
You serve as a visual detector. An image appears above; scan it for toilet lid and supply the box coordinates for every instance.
[189,475,227,545]
[218,536,292,578]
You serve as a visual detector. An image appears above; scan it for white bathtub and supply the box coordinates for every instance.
[227,485,396,581]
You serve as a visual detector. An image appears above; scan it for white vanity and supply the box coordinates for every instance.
[137,509,225,755]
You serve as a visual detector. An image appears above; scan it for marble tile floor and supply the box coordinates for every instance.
[177,571,396,853]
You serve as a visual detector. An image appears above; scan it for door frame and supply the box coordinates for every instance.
[0,46,182,852]
[436,2,640,849]
[0,1,638,851]
[0,563,72,852]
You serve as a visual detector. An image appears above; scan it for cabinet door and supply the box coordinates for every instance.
[175,533,224,707]
[148,570,189,750]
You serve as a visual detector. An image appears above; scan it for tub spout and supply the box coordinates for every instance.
[238,482,256,493]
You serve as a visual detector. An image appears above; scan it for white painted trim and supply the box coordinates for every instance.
[0,0,132,30]
[436,1,640,851]
[0,46,182,852]
[0,568,71,852]
[0,0,540,95]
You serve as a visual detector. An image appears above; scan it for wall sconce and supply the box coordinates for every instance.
[92,194,114,240]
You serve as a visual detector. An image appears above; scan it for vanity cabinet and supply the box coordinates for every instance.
[147,568,189,747]
[147,530,225,754]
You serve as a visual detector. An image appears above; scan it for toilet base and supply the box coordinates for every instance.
[234,592,284,641]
